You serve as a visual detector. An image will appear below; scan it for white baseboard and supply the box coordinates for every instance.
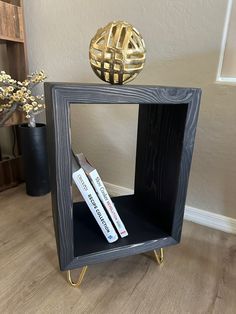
[104,181,133,196]
[104,182,236,235]
[184,206,236,234]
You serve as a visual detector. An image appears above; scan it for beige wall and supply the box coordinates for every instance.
[21,0,236,218]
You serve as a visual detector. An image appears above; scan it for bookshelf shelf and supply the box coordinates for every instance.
[73,195,174,268]
[0,0,28,192]
[45,83,201,271]
[0,0,24,42]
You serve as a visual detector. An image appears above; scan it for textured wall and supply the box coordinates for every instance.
[22,0,236,218]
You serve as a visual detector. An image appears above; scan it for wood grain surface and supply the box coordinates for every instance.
[45,83,201,270]
[72,195,176,268]
[0,185,236,314]
[0,1,24,42]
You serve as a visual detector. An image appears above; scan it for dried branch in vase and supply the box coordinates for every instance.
[0,70,47,127]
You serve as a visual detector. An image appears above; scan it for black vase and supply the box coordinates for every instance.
[19,123,50,196]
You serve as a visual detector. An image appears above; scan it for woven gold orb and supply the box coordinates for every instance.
[89,21,146,84]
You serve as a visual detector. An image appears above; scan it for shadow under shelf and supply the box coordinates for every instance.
[73,194,177,266]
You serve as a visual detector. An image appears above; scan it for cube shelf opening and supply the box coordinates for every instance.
[45,83,201,270]
[73,195,169,258]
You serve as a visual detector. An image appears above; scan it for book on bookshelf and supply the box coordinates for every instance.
[75,153,128,238]
[72,167,118,243]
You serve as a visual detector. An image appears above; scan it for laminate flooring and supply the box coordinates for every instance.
[0,184,235,314]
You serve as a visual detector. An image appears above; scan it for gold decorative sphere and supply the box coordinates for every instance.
[89,21,146,85]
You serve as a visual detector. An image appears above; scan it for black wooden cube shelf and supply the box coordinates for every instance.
[45,83,201,271]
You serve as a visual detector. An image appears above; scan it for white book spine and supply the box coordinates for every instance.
[89,169,128,238]
[72,168,118,243]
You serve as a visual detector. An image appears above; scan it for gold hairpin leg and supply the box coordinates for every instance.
[153,248,164,265]
[67,266,88,287]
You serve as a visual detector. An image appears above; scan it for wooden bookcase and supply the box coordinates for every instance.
[0,0,27,191]
[45,83,201,271]
[0,0,27,89]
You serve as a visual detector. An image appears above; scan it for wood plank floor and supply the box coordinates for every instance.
[0,184,236,314]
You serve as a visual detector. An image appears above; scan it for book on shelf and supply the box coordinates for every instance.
[75,153,128,238]
[72,167,118,243]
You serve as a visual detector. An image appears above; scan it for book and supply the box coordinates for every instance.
[75,153,128,238]
[72,167,118,243]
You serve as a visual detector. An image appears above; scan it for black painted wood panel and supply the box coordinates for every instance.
[134,103,188,236]
[71,195,176,269]
[45,83,201,271]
